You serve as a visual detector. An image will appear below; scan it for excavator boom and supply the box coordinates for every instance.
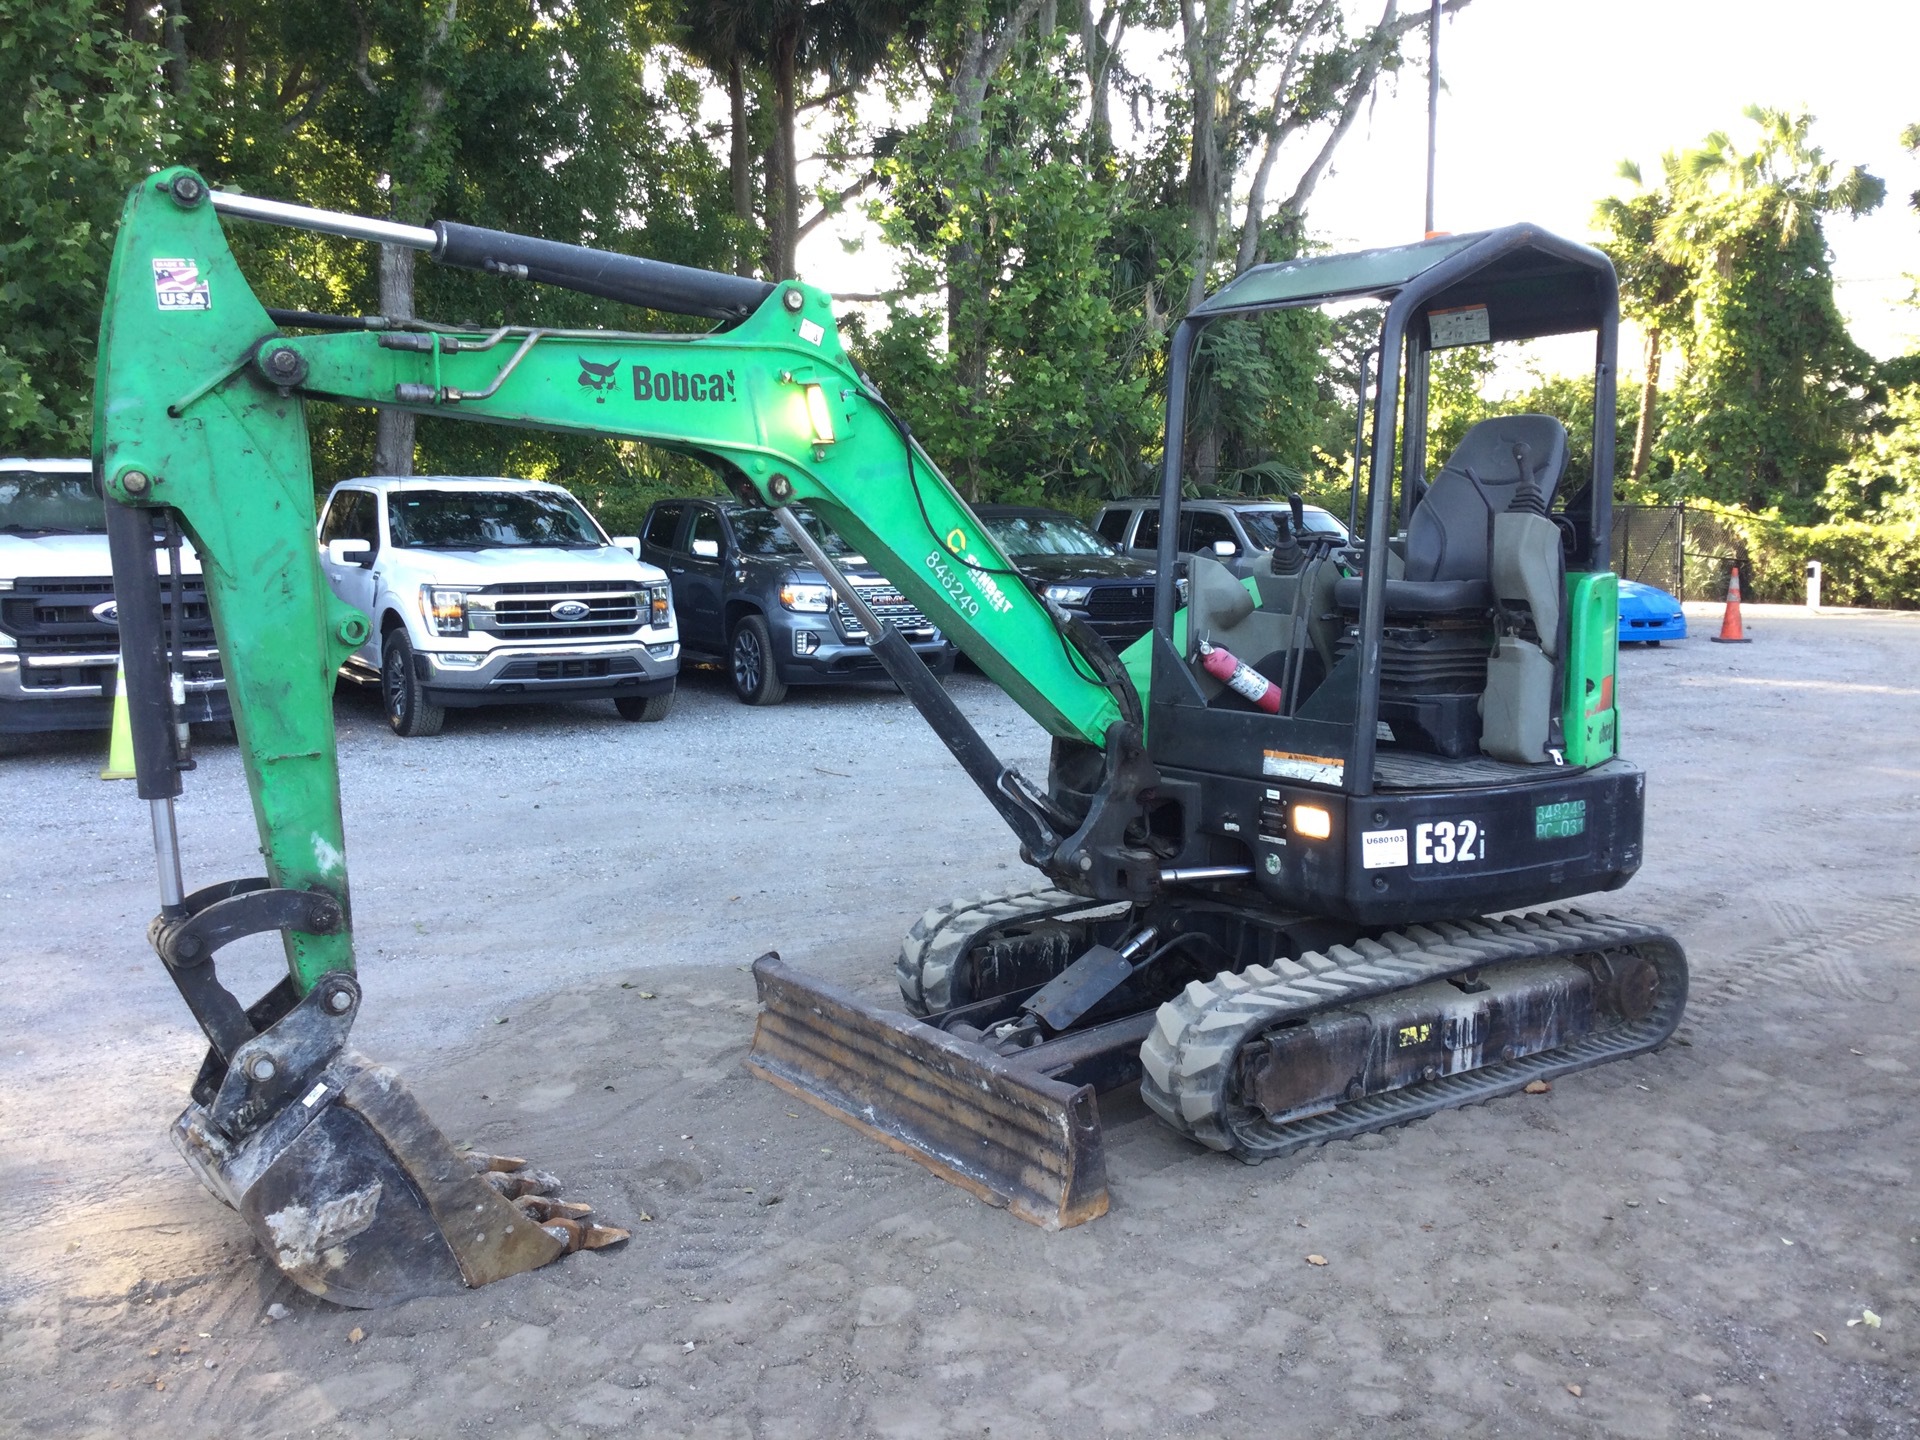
[93,169,1147,1294]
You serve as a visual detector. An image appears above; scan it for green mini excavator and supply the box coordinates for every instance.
[92,167,1685,1302]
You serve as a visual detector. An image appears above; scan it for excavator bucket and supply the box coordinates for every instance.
[172,1053,575,1307]
[157,968,624,1308]
[746,954,1111,1229]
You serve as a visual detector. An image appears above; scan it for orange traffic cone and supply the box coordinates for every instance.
[1710,565,1752,643]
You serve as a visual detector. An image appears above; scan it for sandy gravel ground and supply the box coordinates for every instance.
[1,603,1915,1439]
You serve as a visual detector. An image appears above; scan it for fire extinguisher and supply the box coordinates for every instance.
[1198,640,1281,714]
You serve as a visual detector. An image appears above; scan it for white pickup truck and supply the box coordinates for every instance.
[2,457,227,740]
[317,476,679,735]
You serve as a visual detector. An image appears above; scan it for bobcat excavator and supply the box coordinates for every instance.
[93,166,1685,1303]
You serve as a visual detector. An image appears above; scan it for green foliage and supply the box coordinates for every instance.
[1424,345,1498,464]
[862,35,1157,504]
[1598,108,1884,521]
[0,0,173,453]
[1700,504,1920,608]
[181,1,735,505]
[1185,305,1336,495]
[1824,383,1920,522]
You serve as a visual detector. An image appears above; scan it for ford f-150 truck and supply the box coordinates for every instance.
[2,457,227,739]
[317,476,678,735]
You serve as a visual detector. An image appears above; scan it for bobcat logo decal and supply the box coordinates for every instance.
[577,357,620,402]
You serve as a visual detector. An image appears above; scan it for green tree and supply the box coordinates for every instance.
[864,30,1153,502]
[677,0,921,279]
[0,0,175,452]
[1595,157,1690,486]
[1652,107,1884,517]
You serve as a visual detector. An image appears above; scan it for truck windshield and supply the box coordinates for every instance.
[0,469,104,535]
[983,515,1115,558]
[1235,507,1348,549]
[728,505,857,558]
[388,490,603,549]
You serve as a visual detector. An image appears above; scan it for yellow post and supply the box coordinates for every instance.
[101,656,136,780]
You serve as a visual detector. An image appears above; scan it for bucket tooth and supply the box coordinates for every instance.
[745,953,1108,1230]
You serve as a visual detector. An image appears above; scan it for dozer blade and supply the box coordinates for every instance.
[746,953,1109,1229]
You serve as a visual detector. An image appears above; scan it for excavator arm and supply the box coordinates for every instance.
[105,170,1148,886]
[94,167,1161,1292]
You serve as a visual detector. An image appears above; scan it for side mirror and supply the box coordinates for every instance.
[690,538,721,560]
[1211,539,1238,557]
[611,535,640,557]
[327,538,372,568]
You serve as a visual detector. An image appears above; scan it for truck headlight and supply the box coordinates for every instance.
[421,585,468,637]
[649,584,671,628]
[779,582,834,613]
[1044,584,1092,608]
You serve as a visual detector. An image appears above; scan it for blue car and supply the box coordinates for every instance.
[1617,579,1687,643]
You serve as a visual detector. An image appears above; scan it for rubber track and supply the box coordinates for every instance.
[1139,908,1687,1161]
[896,882,1126,1015]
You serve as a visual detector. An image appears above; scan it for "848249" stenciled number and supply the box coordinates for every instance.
[1414,819,1484,865]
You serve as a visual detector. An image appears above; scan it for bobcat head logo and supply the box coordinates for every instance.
[577,357,620,402]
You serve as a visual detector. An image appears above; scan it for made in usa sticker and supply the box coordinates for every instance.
[153,258,210,311]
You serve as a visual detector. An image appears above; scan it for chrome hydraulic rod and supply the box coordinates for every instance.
[149,797,186,912]
[209,189,438,250]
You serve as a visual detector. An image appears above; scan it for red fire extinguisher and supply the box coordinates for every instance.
[1198,640,1281,714]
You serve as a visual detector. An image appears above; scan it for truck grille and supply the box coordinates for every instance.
[0,575,215,654]
[494,656,643,680]
[470,580,643,640]
[837,585,936,641]
[1085,583,1153,620]
[1082,581,1154,647]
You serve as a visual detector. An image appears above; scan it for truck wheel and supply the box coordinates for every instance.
[729,615,787,706]
[615,686,674,722]
[381,631,446,737]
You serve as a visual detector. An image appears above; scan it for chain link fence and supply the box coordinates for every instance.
[1611,505,1740,600]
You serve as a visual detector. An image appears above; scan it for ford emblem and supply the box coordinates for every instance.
[549,599,592,622]
[92,600,120,625]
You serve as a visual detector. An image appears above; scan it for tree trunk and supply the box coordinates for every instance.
[1078,1,1124,159]
[766,22,801,279]
[373,0,457,477]
[728,56,755,276]
[946,24,991,445]
[1628,325,1661,483]
[1179,0,1227,313]
[374,243,418,475]
[160,0,189,93]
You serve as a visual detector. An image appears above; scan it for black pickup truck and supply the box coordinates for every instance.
[640,498,955,705]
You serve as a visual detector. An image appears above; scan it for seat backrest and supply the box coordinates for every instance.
[1405,415,1569,584]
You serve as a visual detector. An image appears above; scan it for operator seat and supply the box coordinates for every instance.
[1331,414,1568,619]
[1333,415,1572,763]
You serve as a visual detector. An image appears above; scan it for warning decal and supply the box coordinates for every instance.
[1262,749,1344,786]
[153,258,211,311]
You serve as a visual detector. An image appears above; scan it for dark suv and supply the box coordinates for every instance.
[973,505,1159,652]
[641,499,954,705]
